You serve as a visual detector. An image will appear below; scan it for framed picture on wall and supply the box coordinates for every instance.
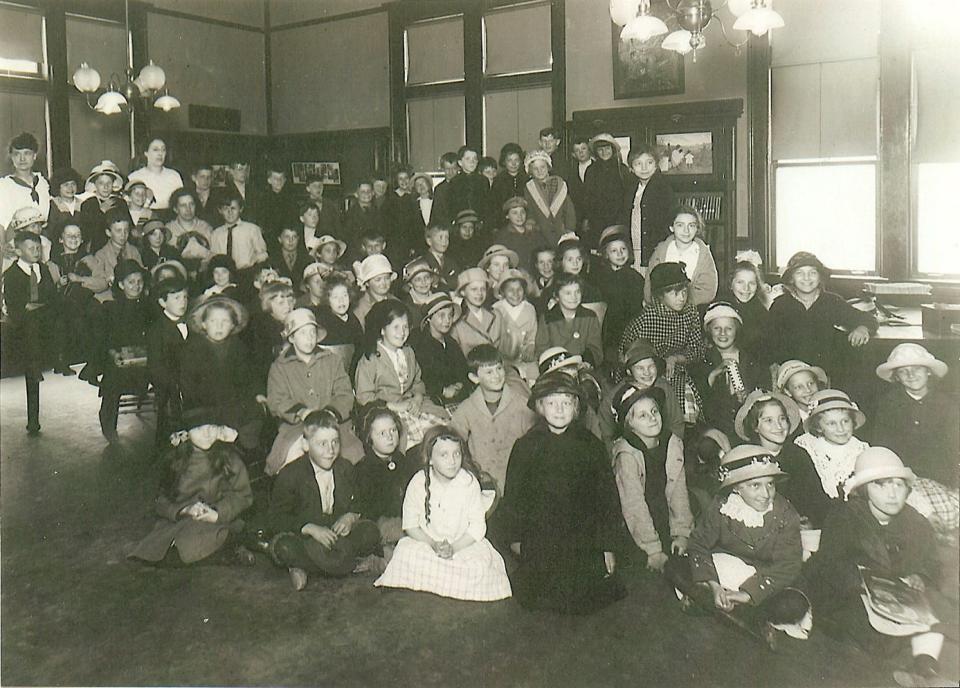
[654,131,713,175]
[611,9,684,99]
[292,162,342,186]
[210,164,231,188]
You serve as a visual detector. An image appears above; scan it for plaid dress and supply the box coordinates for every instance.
[619,301,707,419]
[375,469,511,601]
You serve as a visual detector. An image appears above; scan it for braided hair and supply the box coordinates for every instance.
[418,425,480,525]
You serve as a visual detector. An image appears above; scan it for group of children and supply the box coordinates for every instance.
[2,129,958,685]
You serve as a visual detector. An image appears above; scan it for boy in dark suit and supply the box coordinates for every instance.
[3,231,58,434]
[147,277,190,446]
[262,409,380,590]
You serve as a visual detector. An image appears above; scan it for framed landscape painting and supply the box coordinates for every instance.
[611,12,684,98]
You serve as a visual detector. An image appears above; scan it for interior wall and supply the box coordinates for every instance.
[270,11,389,134]
[148,0,265,28]
[269,0,384,27]
[146,12,268,135]
[564,0,750,238]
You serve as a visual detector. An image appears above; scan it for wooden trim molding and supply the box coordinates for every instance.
[270,5,386,33]
[746,37,771,264]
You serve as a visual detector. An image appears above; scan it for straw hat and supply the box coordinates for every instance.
[403,257,438,284]
[843,447,916,497]
[703,302,743,328]
[188,295,249,334]
[734,390,802,442]
[875,343,948,381]
[479,244,519,271]
[598,225,630,251]
[314,234,347,258]
[538,346,582,376]
[803,389,866,432]
[495,268,530,298]
[7,206,45,232]
[774,360,829,395]
[718,444,787,489]
[354,254,396,288]
[421,294,461,329]
[85,160,124,191]
[150,259,188,283]
[502,196,528,214]
[141,219,170,243]
[588,133,621,158]
[302,261,331,285]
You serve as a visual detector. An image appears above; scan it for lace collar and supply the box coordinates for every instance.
[720,492,772,528]
[794,434,868,499]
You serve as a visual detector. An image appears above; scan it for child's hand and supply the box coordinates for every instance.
[255,394,269,407]
[195,506,219,523]
[848,326,870,347]
[442,383,462,399]
[295,407,312,422]
[67,272,83,283]
[437,540,455,559]
[707,362,729,387]
[726,590,751,606]
[332,512,358,537]
[301,523,338,548]
[671,536,688,555]
[708,581,735,611]
[664,355,679,380]
[646,551,668,572]
[387,400,409,413]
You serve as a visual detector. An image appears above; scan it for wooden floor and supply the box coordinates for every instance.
[1,372,957,687]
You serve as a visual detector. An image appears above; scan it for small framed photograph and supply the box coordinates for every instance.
[210,164,231,188]
[654,132,713,175]
[292,162,342,186]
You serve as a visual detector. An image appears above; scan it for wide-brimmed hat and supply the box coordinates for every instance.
[188,295,249,334]
[412,172,434,194]
[803,389,866,432]
[454,208,480,226]
[502,196,528,214]
[403,257,438,284]
[843,447,916,497]
[782,251,830,284]
[612,383,665,428]
[479,244,519,271]
[421,294,461,328]
[113,258,146,285]
[538,346,582,376]
[314,234,346,258]
[775,360,830,396]
[620,338,663,373]
[524,149,552,174]
[141,219,170,242]
[456,267,489,293]
[85,160,124,191]
[50,167,81,190]
[598,225,630,251]
[150,259,188,283]
[124,178,148,194]
[649,262,690,293]
[718,444,787,489]
[7,206,44,232]
[528,371,583,410]
[180,406,235,433]
[302,261,331,285]
[495,268,530,297]
[282,307,326,340]
[875,343,948,382]
[354,254,396,287]
[589,133,621,157]
[734,390,802,442]
[703,302,743,328]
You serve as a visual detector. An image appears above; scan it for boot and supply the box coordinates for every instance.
[25,376,40,436]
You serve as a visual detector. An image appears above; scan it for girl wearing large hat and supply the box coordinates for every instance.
[496,372,626,615]
[804,447,959,686]
[767,251,877,385]
[667,444,811,644]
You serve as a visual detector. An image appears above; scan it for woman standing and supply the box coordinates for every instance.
[128,137,183,214]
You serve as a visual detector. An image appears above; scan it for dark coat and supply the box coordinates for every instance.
[448,234,485,271]
[775,441,834,528]
[147,314,187,394]
[316,201,344,242]
[100,294,151,394]
[178,334,260,429]
[81,195,130,252]
[498,422,627,614]
[244,312,286,394]
[129,443,253,563]
[583,158,628,239]
[2,261,58,373]
[342,203,383,253]
[566,161,592,224]
[869,385,959,487]
[688,493,803,604]
[690,347,767,439]
[268,245,313,291]
[767,290,877,382]
[490,171,530,217]
[140,244,179,271]
[592,263,645,353]
[410,330,470,405]
[353,450,419,521]
[258,186,298,243]
[446,172,495,229]
[620,173,674,265]
[715,288,771,366]
[264,455,361,534]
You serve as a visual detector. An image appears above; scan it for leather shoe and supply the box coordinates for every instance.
[288,567,308,591]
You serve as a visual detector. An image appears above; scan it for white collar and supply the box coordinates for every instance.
[17,259,39,276]
[720,492,771,528]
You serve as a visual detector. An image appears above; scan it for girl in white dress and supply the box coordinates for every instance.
[375,425,511,601]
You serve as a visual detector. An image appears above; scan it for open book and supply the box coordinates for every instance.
[859,566,939,629]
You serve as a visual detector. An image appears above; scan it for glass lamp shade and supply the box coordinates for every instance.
[133,76,148,95]
[733,5,785,36]
[662,29,695,54]
[137,60,166,91]
[610,0,639,26]
[94,90,127,113]
[621,14,669,42]
[72,63,101,92]
[727,0,753,17]
[153,93,181,112]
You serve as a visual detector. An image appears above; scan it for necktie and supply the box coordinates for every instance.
[225,224,236,261]
[29,265,39,303]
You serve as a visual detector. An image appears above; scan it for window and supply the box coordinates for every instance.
[407,94,466,173]
[483,85,551,157]
[0,5,45,78]
[483,2,552,76]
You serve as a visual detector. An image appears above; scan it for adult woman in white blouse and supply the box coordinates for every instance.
[128,137,183,214]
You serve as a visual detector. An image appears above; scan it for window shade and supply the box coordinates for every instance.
[483,86,551,157]
[407,94,465,172]
[407,16,464,85]
[0,6,44,73]
[912,47,960,163]
[0,92,46,164]
[771,0,879,67]
[484,2,551,75]
[66,16,128,83]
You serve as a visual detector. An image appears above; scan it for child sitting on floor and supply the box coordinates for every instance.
[374,425,512,601]
[492,268,538,382]
[535,273,603,367]
[296,262,326,313]
[611,385,693,572]
[410,294,471,410]
[265,308,358,475]
[354,300,448,448]
[263,409,382,591]
[129,410,254,567]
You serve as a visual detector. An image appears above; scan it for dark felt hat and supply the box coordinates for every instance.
[649,262,690,293]
[113,259,146,284]
[620,338,663,372]
[528,371,583,410]
[611,383,665,428]
[50,167,82,190]
[781,251,830,284]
